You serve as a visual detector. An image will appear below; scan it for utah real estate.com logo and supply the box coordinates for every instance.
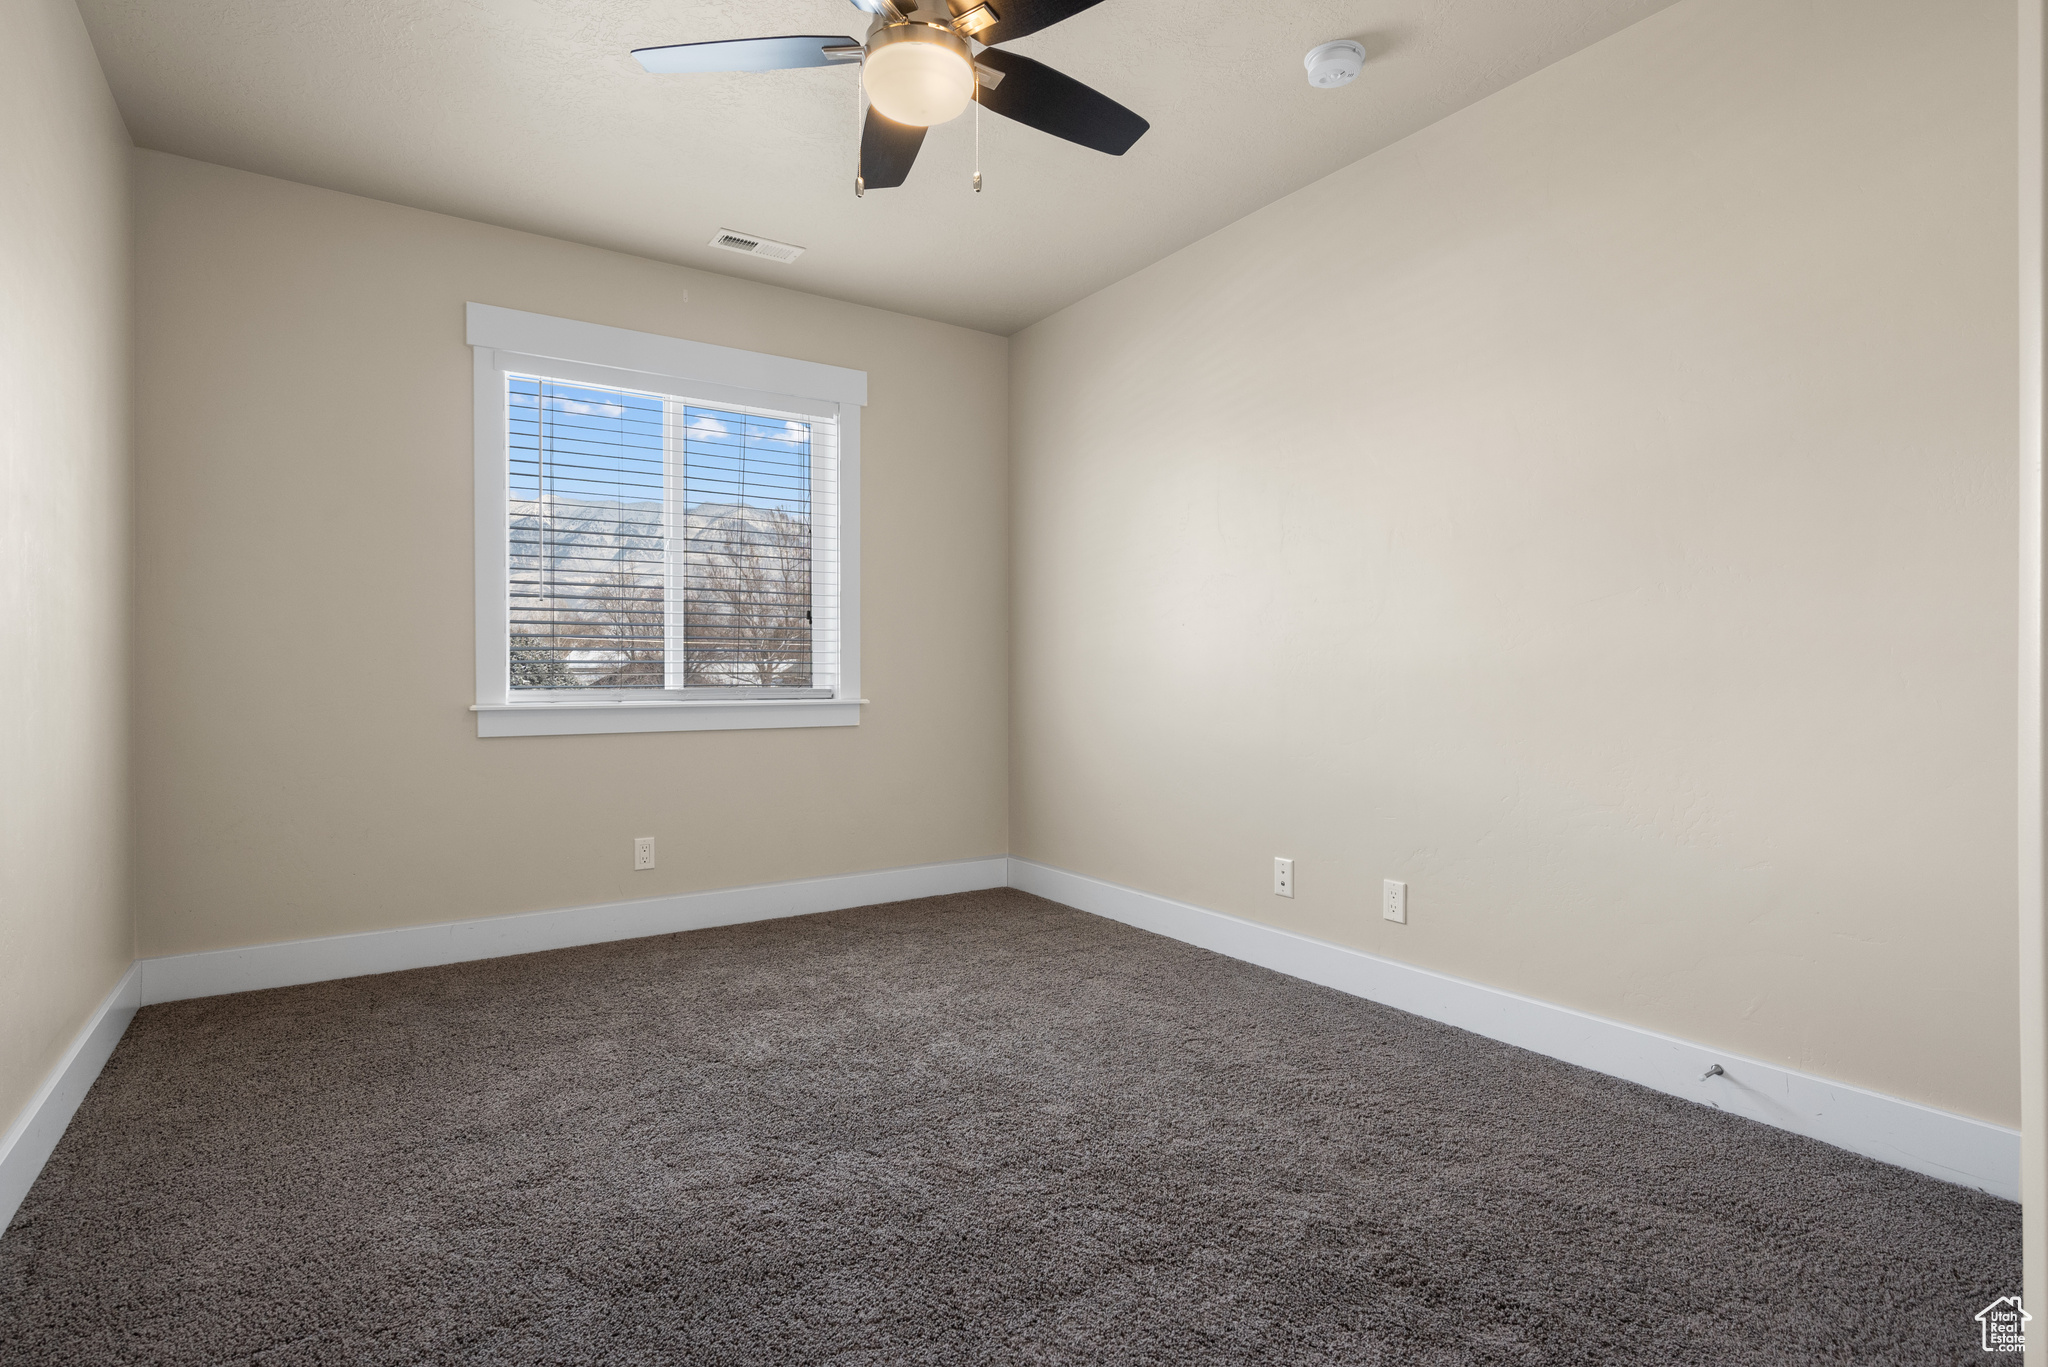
[1977,1296,2028,1353]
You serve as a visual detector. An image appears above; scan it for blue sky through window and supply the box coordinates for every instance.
[509,378,662,507]
[682,405,811,516]
[508,377,812,517]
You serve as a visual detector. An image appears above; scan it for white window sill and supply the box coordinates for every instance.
[472,698,867,738]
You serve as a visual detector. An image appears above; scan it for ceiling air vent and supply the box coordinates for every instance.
[709,229,806,264]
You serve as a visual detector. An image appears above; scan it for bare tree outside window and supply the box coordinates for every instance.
[573,564,666,688]
[682,505,812,688]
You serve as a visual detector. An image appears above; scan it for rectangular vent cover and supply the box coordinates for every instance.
[710,230,806,264]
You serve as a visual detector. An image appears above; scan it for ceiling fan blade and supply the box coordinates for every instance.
[971,0,1109,46]
[860,108,927,189]
[632,36,861,75]
[973,48,1148,156]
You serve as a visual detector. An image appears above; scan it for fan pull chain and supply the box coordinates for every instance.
[854,64,865,199]
[973,87,982,193]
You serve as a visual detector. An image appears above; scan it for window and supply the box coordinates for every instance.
[470,304,864,736]
[507,380,832,694]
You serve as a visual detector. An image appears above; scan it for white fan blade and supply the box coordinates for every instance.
[632,36,862,75]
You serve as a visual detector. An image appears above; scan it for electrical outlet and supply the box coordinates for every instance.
[1383,879,1407,924]
[634,836,656,871]
[1274,857,1294,898]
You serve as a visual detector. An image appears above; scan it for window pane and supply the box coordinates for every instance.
[508,377,667,690]
[680,406,813,688]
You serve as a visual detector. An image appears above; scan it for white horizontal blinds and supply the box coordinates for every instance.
[505,371,836,695]
[509,376,667,689]
[673,401,838,692]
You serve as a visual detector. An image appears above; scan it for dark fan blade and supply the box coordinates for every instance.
[633,36,860,74]
[973,48,1147,155]
[860,108,927,189]
[972,0,1109,46]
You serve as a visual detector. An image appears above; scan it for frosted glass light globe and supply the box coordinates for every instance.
[864,26,974,127]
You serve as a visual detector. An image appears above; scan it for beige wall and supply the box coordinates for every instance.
[132,151,1007,958]
[1009,0,2019,1124]
[110,0,2024,1133]
[0,2,132,1133]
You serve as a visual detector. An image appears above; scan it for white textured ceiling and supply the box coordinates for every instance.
[78,0,1677,334]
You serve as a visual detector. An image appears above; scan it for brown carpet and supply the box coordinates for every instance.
[0,888,2020,1364]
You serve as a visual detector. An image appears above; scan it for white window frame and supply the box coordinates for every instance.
[468,303,865,738]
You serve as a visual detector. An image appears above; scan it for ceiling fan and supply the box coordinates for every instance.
[632,0,1149,194]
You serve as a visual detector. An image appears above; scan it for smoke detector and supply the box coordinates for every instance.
[1304,40,1366,89]
[708,229,806,264]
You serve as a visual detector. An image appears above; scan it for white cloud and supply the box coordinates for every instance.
[687,415,730,438]
[549,397,626,418]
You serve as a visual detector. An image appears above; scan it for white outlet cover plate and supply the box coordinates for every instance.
[1383,879,1407,923]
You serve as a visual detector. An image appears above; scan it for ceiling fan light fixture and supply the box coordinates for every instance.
[863,24,975,127]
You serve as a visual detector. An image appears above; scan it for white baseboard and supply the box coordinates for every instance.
[138,856,1009,1006]
[1007,857,2021,1201]
[0,964,141,1234]
[5,853,2014,1247]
